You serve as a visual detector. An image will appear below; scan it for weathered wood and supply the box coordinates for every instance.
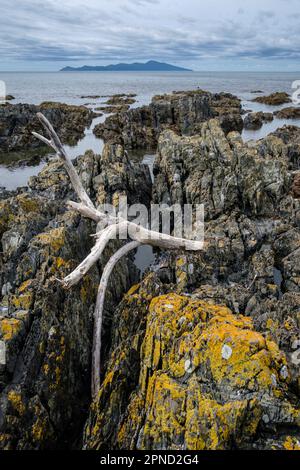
[34,113,95,210]
[92,240,141,396]
[62,222,127,289]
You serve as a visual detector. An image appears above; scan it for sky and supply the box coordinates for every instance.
[1,0,300,71]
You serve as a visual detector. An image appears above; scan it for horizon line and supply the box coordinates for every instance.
[1,69,300,73]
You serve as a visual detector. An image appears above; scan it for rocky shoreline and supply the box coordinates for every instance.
[0,102,95,154]
[0,89,300,450]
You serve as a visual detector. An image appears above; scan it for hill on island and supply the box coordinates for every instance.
[60,60,192,72]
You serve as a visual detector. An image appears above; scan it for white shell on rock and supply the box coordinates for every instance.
[221,344,232,360]
[184,359,193,373]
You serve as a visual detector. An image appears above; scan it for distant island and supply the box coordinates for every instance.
[60,60,192,72]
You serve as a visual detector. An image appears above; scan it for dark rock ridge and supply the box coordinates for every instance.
[0,96,15,101]
[244,112,273,130]
[85,120,300,450]
[274,107,300,119]
[0,102,95,153]
[93,90,243,150]
[252,92,291,106]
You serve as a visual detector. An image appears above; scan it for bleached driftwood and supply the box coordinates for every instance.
[33,113,203,397]
[92,240,141,396]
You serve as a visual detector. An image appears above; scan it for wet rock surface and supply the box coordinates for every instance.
[0,102,95,153]
[94,90,243,150]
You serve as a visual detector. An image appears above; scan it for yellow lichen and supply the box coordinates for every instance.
[31,417,47,442]
[88,292,296,451]
[127,284,140,296]
[0,318,22,341]
[35,227,65,253]
[283,436,300,450]
[10,293,33,310]
[8,390,25,415]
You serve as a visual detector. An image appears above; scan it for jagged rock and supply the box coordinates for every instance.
[84,289,300,450]
[252,92,291,106]
[0,102,95,153]
[244,112,273,130]
[292,172,300,198]
[93,90,243,149]
[151,118,300,396]
[0,142,151,449]
[105,96,136,106]
[274,107,300,119]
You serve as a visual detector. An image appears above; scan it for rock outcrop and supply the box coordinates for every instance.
[0,143,151,449]
[84,117,300,450]
[244,112,273,130]
[93,90,243,150]
[0,102,95,153]
[274,107,300,120]
[84,287,299,450]
[252,92,291,106]
[1,89,300,450]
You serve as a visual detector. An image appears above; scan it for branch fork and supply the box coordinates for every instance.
[33,113,203,397]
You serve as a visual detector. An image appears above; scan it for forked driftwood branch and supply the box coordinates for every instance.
[33,113,203,397]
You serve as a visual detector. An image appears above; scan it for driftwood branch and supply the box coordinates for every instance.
[35,113,95,210]
[33,113,203,397]
[92,240,141,396]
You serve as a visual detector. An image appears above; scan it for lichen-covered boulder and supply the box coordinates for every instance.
[84,290,300,450]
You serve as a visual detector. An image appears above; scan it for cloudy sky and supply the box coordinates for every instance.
[1,0,300,71]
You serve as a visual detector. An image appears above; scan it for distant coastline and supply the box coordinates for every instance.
[60,60,192,72]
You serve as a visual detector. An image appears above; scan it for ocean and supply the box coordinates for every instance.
[1,70,300,190]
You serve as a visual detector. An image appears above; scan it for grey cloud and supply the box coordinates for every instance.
[0,0,299,69]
